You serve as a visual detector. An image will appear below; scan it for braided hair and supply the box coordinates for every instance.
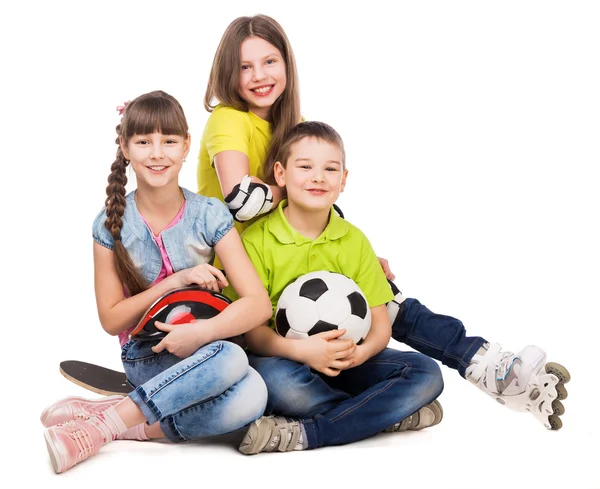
[104,90,189,295]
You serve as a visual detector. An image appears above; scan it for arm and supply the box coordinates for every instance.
[245,325,356,377]
[152,228,273,358]
[94,242,190,336]
[342,304,391,369]
[214,150,285,208]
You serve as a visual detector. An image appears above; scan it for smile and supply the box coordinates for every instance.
[251,85,274,96]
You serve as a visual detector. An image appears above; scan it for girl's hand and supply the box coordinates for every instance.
[151,321,209,358]
[173,263,228,291]
[378,256,395,281]
[295,329,356,377]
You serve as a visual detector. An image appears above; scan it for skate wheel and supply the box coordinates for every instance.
[555,383,568,400]
[548,414,562,431]
[545,362,571,384]
[552,399,565,416]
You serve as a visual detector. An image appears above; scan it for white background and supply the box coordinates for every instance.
[2,0,599,487]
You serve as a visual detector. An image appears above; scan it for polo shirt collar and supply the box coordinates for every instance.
[268,200,348,245]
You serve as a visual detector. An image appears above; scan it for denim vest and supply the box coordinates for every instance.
[92,187,234,284]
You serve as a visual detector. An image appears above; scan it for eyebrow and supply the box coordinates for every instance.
[294,157,342,165]
[240,53,281,63]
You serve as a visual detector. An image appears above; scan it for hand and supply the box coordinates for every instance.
[378,256,395,281]
[339,344,370,370]
[173,263,228,291]
[151,321,209,358]
[295,329,357,377]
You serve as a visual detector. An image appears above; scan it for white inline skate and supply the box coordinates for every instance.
[466,343,570,430]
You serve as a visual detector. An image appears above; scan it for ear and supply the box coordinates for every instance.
[340,169,348,193]
[273,161,286,187]
[120,137,130,160]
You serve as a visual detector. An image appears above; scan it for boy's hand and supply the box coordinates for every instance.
[151,321,208,358]
[172,263,228,291]
[296,329,356,377]
[377,256,395,281]
[339,344,370,370]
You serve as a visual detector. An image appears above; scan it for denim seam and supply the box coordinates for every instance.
[329,376,404,423]
[146,342,223,399]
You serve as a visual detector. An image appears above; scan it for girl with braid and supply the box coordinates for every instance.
[40,90,272,474]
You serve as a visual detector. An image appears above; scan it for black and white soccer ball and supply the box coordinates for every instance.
[275,271,371,344]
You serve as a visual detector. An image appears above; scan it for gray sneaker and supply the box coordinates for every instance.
[239,416,303,455]
[384,400,443,432]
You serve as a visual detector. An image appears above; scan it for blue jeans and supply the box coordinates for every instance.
[392,298,487,377]
[121,339,267,443]
[248,348,443,449]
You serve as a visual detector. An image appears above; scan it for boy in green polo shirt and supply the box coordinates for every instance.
[233,121,444,454]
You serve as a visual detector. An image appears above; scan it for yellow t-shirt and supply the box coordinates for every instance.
[224,200,394,328]
[197,104,272,239]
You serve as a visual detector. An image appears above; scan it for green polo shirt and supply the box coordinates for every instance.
[225,200,393,328]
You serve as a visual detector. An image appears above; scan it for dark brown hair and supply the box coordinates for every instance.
[104,90,188,295]
[273,121,346,170]
[204,14,301,184]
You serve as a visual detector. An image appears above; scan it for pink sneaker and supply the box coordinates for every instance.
[40,396,124,427]
[44,417,111,474]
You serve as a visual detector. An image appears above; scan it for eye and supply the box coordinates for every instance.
[326,167,339,172]
[266,59,276,65]
[241,64,250,70]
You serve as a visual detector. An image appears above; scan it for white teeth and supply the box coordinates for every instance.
[149,166,166,171]
[253,86,272,93]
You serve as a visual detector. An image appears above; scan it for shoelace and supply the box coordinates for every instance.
[60,421,98,462]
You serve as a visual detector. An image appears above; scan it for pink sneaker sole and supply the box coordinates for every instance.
[40,395,125,428]
[44,429,62,473]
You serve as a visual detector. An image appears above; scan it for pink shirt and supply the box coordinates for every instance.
[118,202,187,347]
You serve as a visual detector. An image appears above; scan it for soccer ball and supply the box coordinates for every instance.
[275,271,371,344]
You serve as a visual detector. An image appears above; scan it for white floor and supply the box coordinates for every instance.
[20,335,595,489]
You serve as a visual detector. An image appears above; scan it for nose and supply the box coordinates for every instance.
[311,169,325,183]
[252,65,267,82]
[150,145,165,160]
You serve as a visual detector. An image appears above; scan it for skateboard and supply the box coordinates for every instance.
[60,360,132,396]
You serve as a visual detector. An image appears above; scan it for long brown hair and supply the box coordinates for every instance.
[104,90,189,296]
[204,14,301,184]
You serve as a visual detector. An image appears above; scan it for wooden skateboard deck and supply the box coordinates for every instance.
[60,360,133,396]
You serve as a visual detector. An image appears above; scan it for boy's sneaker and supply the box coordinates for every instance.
[44,417,113,474]
[385,400,444,432]
[40,395,124,427]
[466,343,571,430]
[239,416,304,455]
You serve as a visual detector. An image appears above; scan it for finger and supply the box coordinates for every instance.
[154,321,175,332]
[319,328,346,340]
[335,343,356,358]
[208,267,228,287]
[323,368,341,377]
[151,340,165,353]
[331,358,354,370]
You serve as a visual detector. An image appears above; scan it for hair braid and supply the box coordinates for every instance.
[103,124,148,296]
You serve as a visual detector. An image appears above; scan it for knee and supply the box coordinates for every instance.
[221,367,268,430]
[416,355,444,400]
[217,341,249,386]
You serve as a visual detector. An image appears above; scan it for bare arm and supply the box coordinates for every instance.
[214,150,285,206]
[93,242,187,336]
[342,304,391,369]
[151,228,273,358]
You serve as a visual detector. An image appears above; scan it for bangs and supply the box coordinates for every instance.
[123,95,188,139]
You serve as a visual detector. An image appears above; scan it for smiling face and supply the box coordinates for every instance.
[274,136,348,213]
[121,132,190,190]
[238,36,287,120]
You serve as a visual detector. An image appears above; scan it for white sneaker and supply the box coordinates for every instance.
[466,343,570,430]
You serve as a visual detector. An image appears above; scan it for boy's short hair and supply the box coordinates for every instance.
[274,121,346,169]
